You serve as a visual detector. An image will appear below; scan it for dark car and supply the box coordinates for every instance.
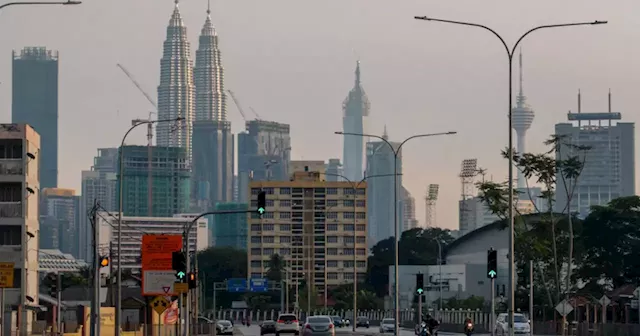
[261,320,277,335]
[355,317,369,328]
[330,316,344,328]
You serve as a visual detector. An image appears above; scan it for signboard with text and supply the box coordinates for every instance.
[141,235,182,296]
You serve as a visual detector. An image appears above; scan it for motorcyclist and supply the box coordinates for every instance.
[422,314,440,336]
[463,317,474,334]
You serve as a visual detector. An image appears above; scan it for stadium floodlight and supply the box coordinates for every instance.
[427,184,439,201]
[460,158,478,178]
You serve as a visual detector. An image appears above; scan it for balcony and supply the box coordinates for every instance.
[0,160,22,176]
[0,202,22,218]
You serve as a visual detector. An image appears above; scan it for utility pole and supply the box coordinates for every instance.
[529,261,533,336]
[90,200,101,336]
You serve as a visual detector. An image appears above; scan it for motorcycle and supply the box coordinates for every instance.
[419,322,429,336]
[464,322,474,336]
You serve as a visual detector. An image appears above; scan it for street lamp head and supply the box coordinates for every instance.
[446,131,457,135]
[64,1,82,4]
[334,131,344,135]
[592,20,608,25]
[414,16,430,21]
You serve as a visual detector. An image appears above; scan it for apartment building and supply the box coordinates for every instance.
[247,170,368,302]
[0,124,40,332]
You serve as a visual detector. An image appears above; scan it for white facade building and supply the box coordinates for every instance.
[0,124,40,332]
[97,214,208,273]
[459,197,535,237]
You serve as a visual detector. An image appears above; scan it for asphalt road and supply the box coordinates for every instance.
[233,325,472,336]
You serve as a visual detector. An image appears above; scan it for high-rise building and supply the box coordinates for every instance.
[237,120,291,202]
[512,52,535,190]
[0,124,40,331]
[365,127,402,248]
[325,159,343,181]
[247,170,368,302]
[79,148,118,261]
[554,92,635,216]
[117,145,191,217]
[156,1,194,160]
[342,61,370,182]
[402,187,418,231]
[458,197,535,236]
[40,188,80,257]
[214,202,248,250]
[11,47,58,189]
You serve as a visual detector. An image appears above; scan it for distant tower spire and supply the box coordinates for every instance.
[207,0,211,15]
[512,50,535,190]
[518,50,524,96]
[382,125,388,140]
[355,60,361,86]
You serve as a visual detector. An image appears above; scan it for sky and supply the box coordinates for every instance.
[0,0,638,230]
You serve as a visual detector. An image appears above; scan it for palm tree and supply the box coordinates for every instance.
[266,254,284,282]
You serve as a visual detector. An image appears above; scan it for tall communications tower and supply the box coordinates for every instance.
[512,51,535,189]
[425,184,439,228]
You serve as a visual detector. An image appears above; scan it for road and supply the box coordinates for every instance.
[234,325,477,336]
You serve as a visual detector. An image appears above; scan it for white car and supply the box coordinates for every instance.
[496,313,531,335]
[379,318,396,333]
[276,313,300,336]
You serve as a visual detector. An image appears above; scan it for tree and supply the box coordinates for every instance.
[366,228,454,297]
[196,246,247,309]
[476,135,589,311]
[265,254,285,282]
[41,271,89,289]
[577,196,640,289]
[328,284,383,310]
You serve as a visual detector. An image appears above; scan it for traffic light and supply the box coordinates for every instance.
[487,248,498,279]
[99,256,110,268]
[47,273,58,297]
[416,273,424,295]
[172,251,186,281]
[257,191,266,215]
[187,272,197,289]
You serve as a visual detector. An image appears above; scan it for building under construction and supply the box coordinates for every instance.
[118,145,191,217]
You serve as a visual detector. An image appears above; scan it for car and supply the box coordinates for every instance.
[276,313,300,336]
[261,320,277,335]
[344,319,350,327]
[379,318,396,333]
[495,313,531,335]
[302,315,335,336]
[355,317,369,328]
[330,316,344,328]
[217,319,234,335]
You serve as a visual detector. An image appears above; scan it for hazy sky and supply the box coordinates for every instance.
[1,0,637,230]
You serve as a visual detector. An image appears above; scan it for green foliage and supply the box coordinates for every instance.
[443,295,485,310]
[41,271,89,290]
[265,254,284,282]
[328,284,382,310]
[245,293,272,311]
[366,227,454,298]
[196,246,247,309]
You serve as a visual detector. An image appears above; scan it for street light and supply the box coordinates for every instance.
[321,171,402,332]
[115,117,183,336]
[414,15,607,336]
[335,130,456,336]
[0,1,81,11]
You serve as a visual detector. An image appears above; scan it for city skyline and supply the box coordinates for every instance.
[1,0,636,230]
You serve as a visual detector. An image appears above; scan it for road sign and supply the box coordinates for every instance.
[0,262,14,288]
[555,299,574,316]
[150,296,171,315]
[141,235,182,296]
[250,278,268,292]
[227,278,247,292]
[174,282,188,294]
[599,295,611,306]
[143,271,176,296]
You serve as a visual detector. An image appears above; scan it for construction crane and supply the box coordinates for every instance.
[117,63,157,216]
[227,89,260,121]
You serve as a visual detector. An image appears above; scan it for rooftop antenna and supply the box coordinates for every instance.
[608,88,612,127]
[518,49,524,96]
[577,89,582,127]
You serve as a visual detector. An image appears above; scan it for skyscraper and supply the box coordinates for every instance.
[192,3,233,210]
[365,127,403,248]
[342,61,370,182]
[12,47,59,189]
[555,91,635,217]
[512,52,534,190]
[325,159,343,181]
[401,187,418,231]
[40,188,80,257]
[157,1,194,160]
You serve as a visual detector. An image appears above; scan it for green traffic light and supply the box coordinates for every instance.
[258,207,265,214]
[488,270,497,278]
[417,288,424,294]
[177,271,186,279]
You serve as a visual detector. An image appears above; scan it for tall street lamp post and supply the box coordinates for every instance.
[414,16,607,336]
[115,117,183,336]
[322,172,401,332]
[0,0,81,11]
[335,130,456,336]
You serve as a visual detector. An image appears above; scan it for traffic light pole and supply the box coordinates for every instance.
[491,278,495,336]
[90,201,101,336]
[418,294,422,326]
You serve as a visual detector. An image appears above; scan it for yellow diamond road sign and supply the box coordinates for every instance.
[0,262,14,288]
[150,296,170,315]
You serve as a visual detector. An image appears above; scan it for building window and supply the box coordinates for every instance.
[280,200,291,207]
[357,261,366,268]
[356,212,366,219]
[266,199,275,206]
[327,272,338,280]
[292,188,303,193]
[251,188,261,195]
[343,248,354,255]
[327,212,338,219]
[263,224,275,231]
[326,260,338,268]
[251,261,262,268]
[280,248,290,255]
[263,236,275,244]
[326,188,338,195]
[251,224,261,232]
[356,188,365,195]
[343,212,354,219]
[251,248,261,256]
[327,236,338,243]
[344,236,354,244]
[343,261,354,268]
[344,188,354,195]
[280,188,291,195]
[356,224,366,231]
[280,236,291,243]
[327,248,338,256]
[251,273,262,278]
[344,224,355,231]
[263,187,275,195]
[280,224,291,231]
[327,199,338,207]
[343,273,354,280]
[262,212,275,219]
[356,248,366,256]
[356,236,366,244]
[264,248,275,256]
[356,200,366,207]
[343,200,354,207]
[251,236,262,244]
[327,224,338,231]
[280,212,291,219]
